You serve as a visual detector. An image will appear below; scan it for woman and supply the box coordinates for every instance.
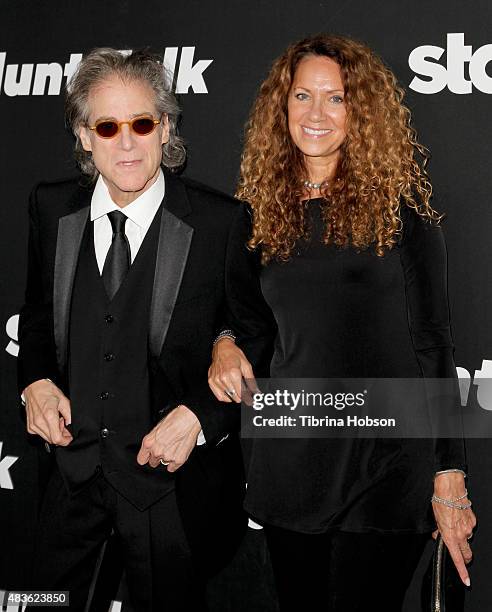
[209,35,476,611]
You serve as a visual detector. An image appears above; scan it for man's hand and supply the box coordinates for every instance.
[432,472,477,587]
[208,337,257,403]
[24,379,73,446]
[137,405,201,473]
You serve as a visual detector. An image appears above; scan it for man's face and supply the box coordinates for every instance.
[78,76,169,206]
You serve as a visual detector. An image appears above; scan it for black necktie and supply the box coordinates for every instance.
[102,211,131,299]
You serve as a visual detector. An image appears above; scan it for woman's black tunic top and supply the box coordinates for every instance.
[244,200,467,534]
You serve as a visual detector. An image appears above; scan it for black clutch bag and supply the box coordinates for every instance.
[421,534,465,612]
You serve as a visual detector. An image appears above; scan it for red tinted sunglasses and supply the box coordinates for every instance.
[88,115,162,139]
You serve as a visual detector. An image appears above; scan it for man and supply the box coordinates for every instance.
[18,48,273,611]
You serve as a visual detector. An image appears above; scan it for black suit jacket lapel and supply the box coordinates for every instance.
[149,171,194,358]
[53,172,192,369]
[53,188,91,374]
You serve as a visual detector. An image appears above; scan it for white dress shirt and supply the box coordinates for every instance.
[91,170,165,272]
[91,169,206,445]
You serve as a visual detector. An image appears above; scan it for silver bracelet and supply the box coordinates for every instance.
[431,495,472,510]
[213,329,236,346]
[432,488,468,504]
[434,468,467,479]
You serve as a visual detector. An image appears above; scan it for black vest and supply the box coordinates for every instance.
[56,206,176,510]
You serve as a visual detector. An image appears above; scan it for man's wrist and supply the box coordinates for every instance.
[21,378,54,406]
[174,404,204,444]
[174,404,202,428]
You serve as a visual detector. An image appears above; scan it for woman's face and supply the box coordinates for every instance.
[287,54,347,177]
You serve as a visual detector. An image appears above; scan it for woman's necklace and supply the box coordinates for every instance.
[303,178,330,190]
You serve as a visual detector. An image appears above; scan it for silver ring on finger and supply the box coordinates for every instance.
[225,388,236,398]
[160,459,170,466]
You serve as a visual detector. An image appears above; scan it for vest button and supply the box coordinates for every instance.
[100,391,109,400]
[100,428,109,438]
[104,353,115,362]
[105,314,114,323]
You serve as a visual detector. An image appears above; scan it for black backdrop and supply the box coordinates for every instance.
[1,1,491,610]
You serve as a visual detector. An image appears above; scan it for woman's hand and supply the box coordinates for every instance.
[208,338,257,403]
[432,472,477,586]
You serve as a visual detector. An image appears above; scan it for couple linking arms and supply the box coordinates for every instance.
[20,35,475,612]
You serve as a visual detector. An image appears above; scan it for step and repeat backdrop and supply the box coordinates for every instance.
[1,0,491,610]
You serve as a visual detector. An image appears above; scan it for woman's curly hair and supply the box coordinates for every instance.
[237,34,440,263]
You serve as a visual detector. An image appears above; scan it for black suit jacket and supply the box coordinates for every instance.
[17,168,276,572]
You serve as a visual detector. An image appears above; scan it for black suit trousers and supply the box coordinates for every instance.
[28,465,207,612]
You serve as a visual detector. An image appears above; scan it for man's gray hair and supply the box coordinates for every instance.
[65,47,186,180]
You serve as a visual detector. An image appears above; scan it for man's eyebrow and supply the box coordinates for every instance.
[129,111,156,118]
[92,115,117,122]
[91,111,155,122]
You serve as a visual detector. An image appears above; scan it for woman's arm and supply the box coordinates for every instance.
[399,205,476,585]
[208,337,255,403]
[209,204,276,402]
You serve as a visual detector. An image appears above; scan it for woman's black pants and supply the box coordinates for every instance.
[264,524,429,612]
